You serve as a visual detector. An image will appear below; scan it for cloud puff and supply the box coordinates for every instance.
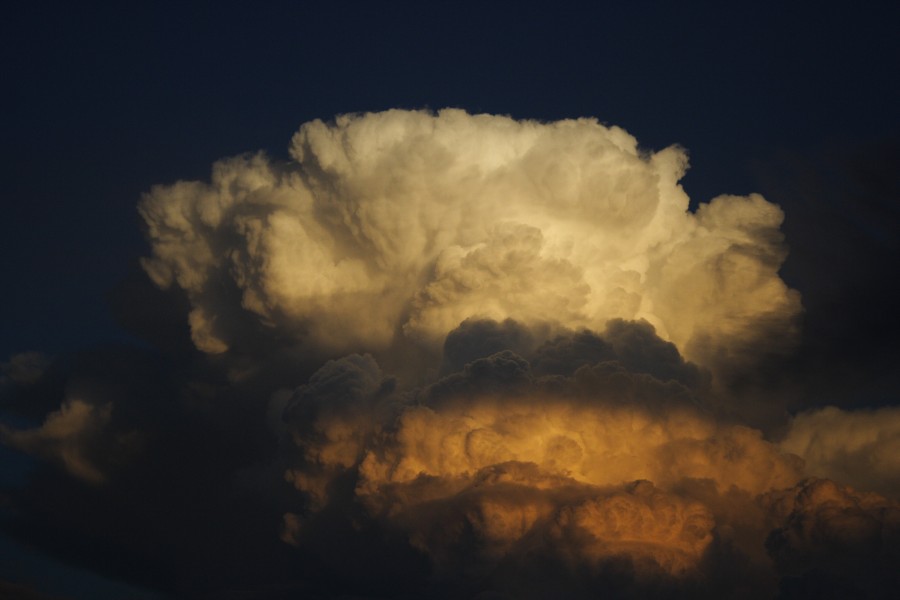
[763,478,900,597]
[280,321,804,592]
[140,109,800,375]
[354,393,799,503]
[0,352,50,387]
[282,353,397,508]
[780,406,900,499]
[1,398,126,483]
[553,480,715,576]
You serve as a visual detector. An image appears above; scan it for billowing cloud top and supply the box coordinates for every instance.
[140,109,799,371]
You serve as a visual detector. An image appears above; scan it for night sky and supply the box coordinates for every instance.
[2,2,898,599]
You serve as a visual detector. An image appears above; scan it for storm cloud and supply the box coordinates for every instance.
[2,110,897,599]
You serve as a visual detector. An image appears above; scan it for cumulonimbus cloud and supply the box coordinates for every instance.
[4,109,897,599]
[133,110,900,596]
[139,109,800,374]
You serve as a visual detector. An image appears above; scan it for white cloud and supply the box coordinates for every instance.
[140,109,800,374]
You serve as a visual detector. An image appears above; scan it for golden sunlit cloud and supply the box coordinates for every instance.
[781,406,900,498]
[1,399,112,483]
[4,109,897,598]
[132,110,898,593]
[277,346,808,583]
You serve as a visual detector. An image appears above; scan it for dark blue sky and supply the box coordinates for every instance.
[2,1,897,361]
